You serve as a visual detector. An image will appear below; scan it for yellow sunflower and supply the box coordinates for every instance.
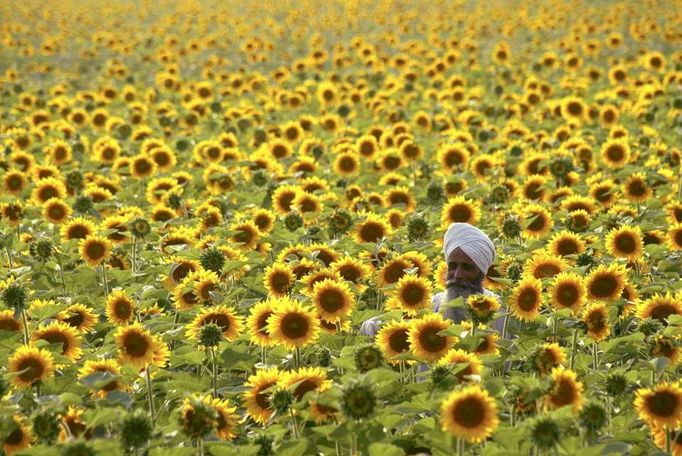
[605,225,643,261]
[115,323,168,369]
[600,138,630,169]
[31,321,83,362]
[60,217,97,241]
[440,385,499,443]
[437,348,483,383]
[2,416,33,455]
[545,367,584,413]
[376,320,412,362]
[547,231,586,258]
[8,345,55,388]
[518,203,553,239]
[353,213,392,244]
[440,196,481,228]
[549,272,587,315]
[263,263,294,297]
[267,298,320,349]
[311,278,355,323]
[243,367,281,425]
[582,303,610,342]
[105,289,136,325]
[247,299,278,347]
[77,359,125,397]
[281,366,331,402]
[386,275,432,316]
[408,313,456,363]
[634,382,682,429]
[637,293,682,322]
[509,276,544,321]
[585,263,627,302]
[230,221,260,250]
[78,235,113,267]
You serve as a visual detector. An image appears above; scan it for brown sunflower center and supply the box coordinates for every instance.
[270,272,291,294]
[402,284,425,306]
[0,317,21,331]
[256,382,276,410]
[293,379,318,399]
[257,311,273,335]
[452,397,486,428]
[589,274,618,298]
[68,225,90,239]
[649,304,675,321]
[587,311,606,331]
[319,289,344,313]
[614,234,636,253]
[233,227,254,245]
[17,357,45,383]
[552,378,577,407]
[198,282,216,300]
[85,241,106,260]
[123,332,150,357]
[114,299,132,319]
[5,428,25,445]
[418,325,447,353]
[605,145,625,162]
[448,204,472,223]
[645,391,679,417]
[557,240,580,255]
[527,212,547,232]
[557,284,579,307]
[535,263,561,279]
[388,329,410,353]
[518,288,539,311]
[281,313,309,339]
[359,222,385,243]
[205,314,231,332]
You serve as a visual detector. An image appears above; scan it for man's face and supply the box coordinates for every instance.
[445,247,484,304]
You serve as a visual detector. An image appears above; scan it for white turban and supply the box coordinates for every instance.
[443,223,495,275]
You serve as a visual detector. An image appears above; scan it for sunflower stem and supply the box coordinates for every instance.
[4,244,13,270]
[501,311,510,340]
[260,346,267,365]
[569,328,578,370]
[131,236,137,277]
[197,437,205,456]
[665,426,671,453]
[294,346,302,369]
[211,346,218,397]
[101,264,110,295]
[21,308,29,345]
[289,410,300,439]
[34,381,41,398]
[169,310,180,350]
[145,365,156,419]
[592,342,598,370]
[56,255,67,296]
[456,437,464,456]
[552,316,558,343]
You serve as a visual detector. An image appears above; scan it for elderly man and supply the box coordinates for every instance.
[360,222,506,336]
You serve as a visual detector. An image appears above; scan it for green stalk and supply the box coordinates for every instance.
[569,328,578,370]
[146,365,156,419]
[21,309,30,345]
[211,346,218,397]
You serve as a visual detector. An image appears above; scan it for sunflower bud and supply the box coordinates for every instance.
[199,323,223,348]
[33,411,60,444]
[530,417,560,450]
[284,212,303,232]
[271,388,293,415]
[253,434,275,456]
[604,372,628,397]
[29,238,54,262]
[59,440,97,456]
[200,247,225,274]
[407,214,429,241]
[129,218,151,238]
[252,170,268,187]
[426,181,443,203]
[66,170,83,190]
[120,410,153,450]
[1,283,27,311]
[341,380,376,420]
[353,344,384,373]
[327,209,353,235]
[430,365,455,390]
[578,402,607,432]
[72,195,94,214]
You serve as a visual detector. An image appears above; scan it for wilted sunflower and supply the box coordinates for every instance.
[408,313,456,363]
[509,276,544,321]
[634,382,682,429]
[582,303,610,342]
[77,359,125,397]
[549,272,587,315]
[605,225,643,261]
[263,263,294,297]
[353,213,392,244]
[440,196,481,228]
[637,293,682,323]
[376,320,412,362]
[186,305,244,343]
[267,297,320,350]
[78,235,113,266]
[247,299,278,347]
[115,322,168,369]
[105,289,136,325]
[436,349,483,383]
[545,367,584,413]
[2,416,34,455]
[8,345,55,388]
[585,264,626,302]
[386,275,432,316]
[31,321,83,362]
[243,368,281,425]
[311,278,355,323]
[440,385,499,443]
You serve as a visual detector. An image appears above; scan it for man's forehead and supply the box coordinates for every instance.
[447,247,476,264]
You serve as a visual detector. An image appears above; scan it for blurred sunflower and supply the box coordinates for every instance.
[32,320,83,362]
[8,345,55,388]
[585,264,627,302]
[115,322,168,369]
[605,225,643,261]
[545,367,584,413]
[243,368,281,425]
[105,289,136,325]
[634,382,682,429]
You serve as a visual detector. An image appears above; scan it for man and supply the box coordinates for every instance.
[360,222,506,336]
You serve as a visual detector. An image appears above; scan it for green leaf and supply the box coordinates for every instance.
[150,448,195,456]
[368,443,405,456]
[206,444,261,456]
[278,439,308,456]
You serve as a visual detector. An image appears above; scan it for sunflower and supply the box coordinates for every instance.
[605,225,643,261]
[247,299,278,347]
[651,425,682,456]
[203,396,239,440]
[105,289,136,325]
[352,213,391,244]
[252,209,276,234]
[667,224,682,251]
[523,253,567,280]
[243,367,281,424]
[78,235,113,267]
[230,221,260,250]
[31,177,67,205]
[330,257,371,287]
[409,313,456,363]
[186,305,244,342]
[437,143,470,172]
[2,416,33,455]
[376,257,412,287]
[600,139,630,169]
[32,321,83,362]
[634,382,682,429]
[561,96,588,123]
[585,264,626,302]
[2,170,28,196]
[164,257,201,288]
[509,276,544,321]
[545,367,584,413]
[440,196,481,228]
[272,185,300,215]
[589,180,619,207]
[130,155,157,179]
[518,203,553,239]
[531,343,566,376]
[549,272,587,315]
[264,263,294,297]
[115,323,168,369]
[637,293,682,323]
[547,231,586,258]
[311,278,355,323]
[384,186,416,213]
[300,268,342,295]
[60,217,97,241]
[376,320,412,362]
[386,275,432,316]
[356,135,379,159]
[267,298,320,349]
[440,385,499,443]
[282,366,331,402]
[191,270,221,304]
[8,345,55,388]
[0,310,21,332]
[622,173,652,203]
[306,243,340,267]
[437,348,483,383]
[77,359,125,397]
[333,152,360,177]
[582,303,610,342]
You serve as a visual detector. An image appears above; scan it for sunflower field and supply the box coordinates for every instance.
[0,0,681,454]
